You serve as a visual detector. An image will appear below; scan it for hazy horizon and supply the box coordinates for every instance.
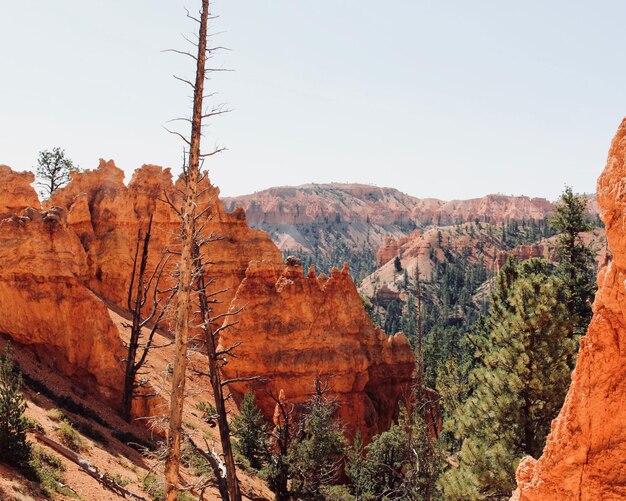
[3,1,626,200]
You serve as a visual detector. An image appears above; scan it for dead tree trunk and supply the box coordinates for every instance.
[163,1,211,499]
[267,390,293,501]
[192,240,243,501]
[122,216,173,422]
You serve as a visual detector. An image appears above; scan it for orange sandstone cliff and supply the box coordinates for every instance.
[219,258,415,441]
[0,160,414,437]
[0,166,40,217]
[512,118,626,500]
[49,159,283,314]
[0,175,125,405]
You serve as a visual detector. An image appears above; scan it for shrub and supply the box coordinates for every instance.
[57,421,86,452]
[105,472,129,487]
[75,420,108,445]
[142,473,164,500]
[47,408,68,423]
[142,473,197,501]
[26,446,76,498]
[0,343,30,466]
[195,401,217,424]
[22,416,44,434]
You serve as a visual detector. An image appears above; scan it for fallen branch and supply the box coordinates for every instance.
[34,432,148,501]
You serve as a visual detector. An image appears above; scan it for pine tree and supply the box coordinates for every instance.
[440,258,576,500]
[231,392,268,470]
[0,343,30,466]
[288,377,346,500]
[35,147,79,199]
[394,256,403,273]
[345,431,373,501]
[351,404,444,501]
[362,419,411,499]
[551,186,596,345]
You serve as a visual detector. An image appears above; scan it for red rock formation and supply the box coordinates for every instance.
[495,243,551,270]
[0,160,413,437]
[512,118,626,500]
[219,258,415,442]
[0,166,39,218]
[377,236,401,267]
[50,159,283,315]
[0,205,124,405]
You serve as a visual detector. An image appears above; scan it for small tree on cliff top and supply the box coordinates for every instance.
[35,147,79,199]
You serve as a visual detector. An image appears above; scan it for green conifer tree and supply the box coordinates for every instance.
[440,258,575,500]
[551,186,597,345]
[231,392,268,470]
[0,343,30,466]
[345,431,373,501]
[351,404,444,501]
[288,377,346,500]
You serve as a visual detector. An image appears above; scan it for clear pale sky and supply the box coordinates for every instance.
[2,1,625,200]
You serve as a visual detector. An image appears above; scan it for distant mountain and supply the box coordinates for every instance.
[222,183,599,280]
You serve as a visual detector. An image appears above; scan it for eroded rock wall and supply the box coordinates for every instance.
[50,159,283,315]
[512,118,626,500]
[0,205,124,404]
[219,258,415,441]
[0,160,414,434]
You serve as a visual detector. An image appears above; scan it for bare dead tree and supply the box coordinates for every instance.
[412,245,428,410]
[122,216,174,422]
[265,389,295,501]
[162,1,234,500]
[183,232,247,501]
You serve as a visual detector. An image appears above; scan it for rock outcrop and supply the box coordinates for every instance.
[50,159,283,315]
[219,258,415,441]
[377,236,401,267]
[0,160,414,435]
[0,200,125,404]
[495,243,551,270]
[0,166,39,218]
[512,118,626,500]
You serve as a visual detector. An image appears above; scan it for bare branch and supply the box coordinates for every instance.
[221,376,261,387]
[162,126,191,146]
[161,48,198,61]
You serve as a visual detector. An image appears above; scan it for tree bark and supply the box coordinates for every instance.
[122,219,152,422]
[163,1,210,499]
[194,243,240,500]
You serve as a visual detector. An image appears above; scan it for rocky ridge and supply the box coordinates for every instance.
[0,160,415,439]
[219,258,415,442]
[223,184,599,260]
